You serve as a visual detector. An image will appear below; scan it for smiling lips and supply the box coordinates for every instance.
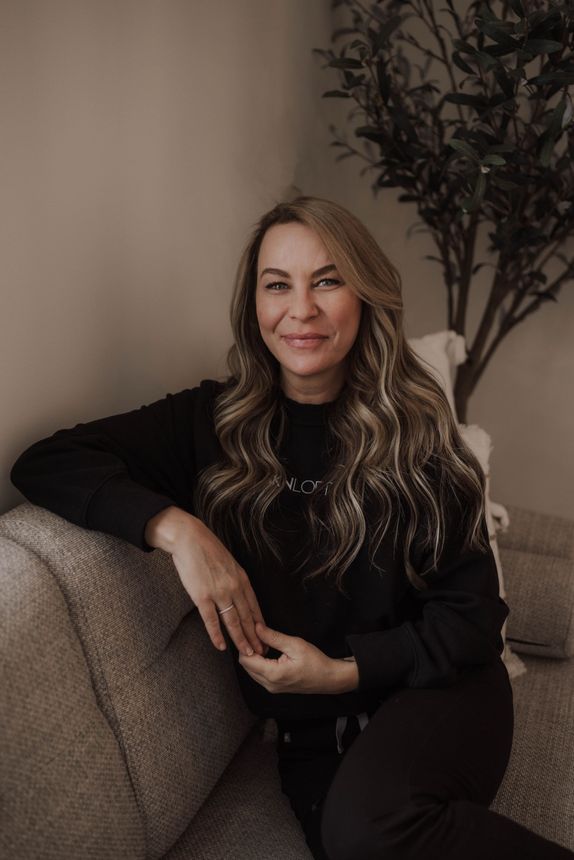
[281,333,328,349]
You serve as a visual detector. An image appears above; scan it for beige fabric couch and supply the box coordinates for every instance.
[1,501,573,859]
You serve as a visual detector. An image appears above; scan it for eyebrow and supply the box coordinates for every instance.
[259,263,338,280]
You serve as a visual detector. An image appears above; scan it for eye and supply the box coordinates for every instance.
[264,282,289,291]
[315,278,340,287]
[263,278,341,291]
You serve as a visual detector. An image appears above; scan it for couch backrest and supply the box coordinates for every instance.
[0,503,256,859]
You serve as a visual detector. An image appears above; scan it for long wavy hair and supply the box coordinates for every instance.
[192,195,490,596]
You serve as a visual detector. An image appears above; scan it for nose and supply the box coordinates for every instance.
[289,287,319,320]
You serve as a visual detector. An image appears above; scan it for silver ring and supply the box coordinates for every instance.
[217,603,235,615]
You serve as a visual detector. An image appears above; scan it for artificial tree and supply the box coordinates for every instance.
[314,0,574,421]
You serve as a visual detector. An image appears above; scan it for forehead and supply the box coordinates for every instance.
[257,223,331,272]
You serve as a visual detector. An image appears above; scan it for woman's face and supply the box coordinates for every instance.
[255,222,362,402]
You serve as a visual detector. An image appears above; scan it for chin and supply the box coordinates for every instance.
[282,360,329,375]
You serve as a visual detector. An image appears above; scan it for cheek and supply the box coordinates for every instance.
[255,299,268,334]
[255,295,278,331]
[332,298,362,343]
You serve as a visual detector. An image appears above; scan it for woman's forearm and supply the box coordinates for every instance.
[144,505,203,553]
[331,657,360,693]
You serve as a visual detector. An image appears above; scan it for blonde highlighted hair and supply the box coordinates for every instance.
[193,195,490,595]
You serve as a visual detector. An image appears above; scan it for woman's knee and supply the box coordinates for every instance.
[320,795,447,860]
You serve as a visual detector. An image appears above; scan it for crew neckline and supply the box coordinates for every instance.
[280,392,336,426]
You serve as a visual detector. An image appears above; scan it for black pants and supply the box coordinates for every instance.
[275,657,574,860]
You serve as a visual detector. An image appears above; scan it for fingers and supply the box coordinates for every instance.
[227,590,263,656]
[197,600,229,653]
[235,568,269,654]
[197,590,263,657]
[179,541,269,658]
[240,575,267,630]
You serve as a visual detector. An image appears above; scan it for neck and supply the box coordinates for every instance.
[280,371,345,405]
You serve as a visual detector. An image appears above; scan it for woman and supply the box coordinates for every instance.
[11,196,574,859]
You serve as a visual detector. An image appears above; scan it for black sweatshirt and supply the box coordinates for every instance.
[10,378,510,721]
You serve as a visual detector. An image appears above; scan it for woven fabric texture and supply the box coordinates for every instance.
[500,504,574,659]
[491,653,574,850]
[0,534,144,859]
[0,504,256,858]
[165,723,313,860]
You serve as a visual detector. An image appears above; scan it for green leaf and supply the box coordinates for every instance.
[530,271,548,284]
[373,15,405,53]
[508,0,525,17]
[475,50,500,71]
[343,70,365,87]
[523,39,564,55]
[355,125,386,143]
[539,96,567,167]
[528,72,574,85]
[493,67,515,98]
[476,20,520,50]
[322,90,351,98]
[328,58,364,69]
[476,3,498,24]
[390,106,419,143]
[311,49,333,61]
[452,51,476,75]
[453,39,477,56]
[444,93,488,108]
[490,175,522,190]
[540,135,557,167]
[447,139,481,162]
[487,144,516,153]
[461,171,487,213]
[529,291,558,302]
[481,154,506,165]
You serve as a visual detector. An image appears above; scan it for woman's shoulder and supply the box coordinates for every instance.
[195,376,234,402]
[185,376,236,419]
[153,378,231,429]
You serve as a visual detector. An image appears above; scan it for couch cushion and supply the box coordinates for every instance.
[0,503,256,859]
[491,653,574,851]
[498,504,574,659]
[0,533,144,859]
[500,546,574,659]
[165,722,313,860]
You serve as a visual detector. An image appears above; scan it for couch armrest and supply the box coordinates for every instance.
[497,504,574,659]
[0,533,144,856]
[0,501,258,856]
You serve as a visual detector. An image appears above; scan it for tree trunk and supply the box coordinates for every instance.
[453,361,479,424]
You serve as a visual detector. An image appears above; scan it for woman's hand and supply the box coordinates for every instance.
[145,506,268,658]
[238,622,360,695]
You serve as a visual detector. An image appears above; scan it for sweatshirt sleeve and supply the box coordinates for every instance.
[10,381,216,553]
[345,501,510,693]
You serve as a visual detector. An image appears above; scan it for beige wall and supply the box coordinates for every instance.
[3,0,573,521]
[1,0,331,512]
